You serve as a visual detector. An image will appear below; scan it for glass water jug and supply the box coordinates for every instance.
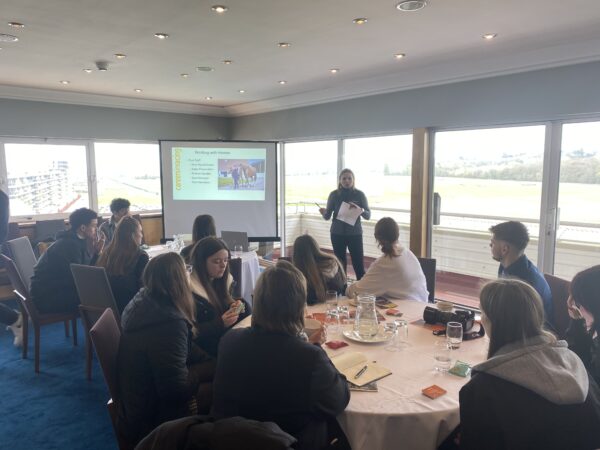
[354,294,379,338]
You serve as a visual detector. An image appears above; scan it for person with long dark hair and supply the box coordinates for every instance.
[180,214,216,263]
[566,265,600,385]
[319,168,370,279]
[96,216,148,313]
[346,217,428,301]
[213,260,350,450]
[189,237,250,356]
[117,253,214,444]
[292,234,346,304]
[458,279,600,450]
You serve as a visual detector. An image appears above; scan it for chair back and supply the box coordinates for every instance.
[89,308,121,401]
[6,236,37,291]
[35,219,66,242]
[80,304,110,337]
[71,264,120,320]
[544,273,571,339]
[7,222,20,241]
[417,257,437,303]
[0,254,40,321]
[229,257,242,299]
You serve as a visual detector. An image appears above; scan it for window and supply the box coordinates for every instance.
[555,121,600,279]
[432,126,546,305]
[284,140,338,247]
[5,142,89,217]
[94,142,161,213]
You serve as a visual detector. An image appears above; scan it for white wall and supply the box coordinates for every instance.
[231,61,600,141]
[0,98,229,141]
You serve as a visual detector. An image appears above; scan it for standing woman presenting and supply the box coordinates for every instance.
[319,169,370,279]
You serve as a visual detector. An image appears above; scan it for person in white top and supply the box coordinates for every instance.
[346,217,428,302]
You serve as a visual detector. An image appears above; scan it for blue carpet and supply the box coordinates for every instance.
[0,303,116,450]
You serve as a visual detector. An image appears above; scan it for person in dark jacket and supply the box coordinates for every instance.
[117,253,214,445]
[292,234,346,305]
[189,237,250,356]
[319,168,370,279]
[99,197,130,244]
[180,214,216,263]
[566,264,600,386]
[0,189,23,346]
[96,216,148,313]
[213,260,350,450]
[459,278,600,450]
[30,208,105,314]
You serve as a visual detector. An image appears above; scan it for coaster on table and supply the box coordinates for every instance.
[375,298,397,309]
[422,385,447,399]
[448,360,472,378]
[325,340,349,350]
[386,309,403,317]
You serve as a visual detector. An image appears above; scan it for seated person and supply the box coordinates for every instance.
[212,260,350,450]
[96,216,149,313]
[459,279,600,450]
[117,253,215,445]
[99,198,130,243]
[292,234,346,305]
[346,217,428,301]
[566,265,600,385]
[189,237,249,356]
[489,220,553,326]
[180,214,216,263]
[30,208,104,314]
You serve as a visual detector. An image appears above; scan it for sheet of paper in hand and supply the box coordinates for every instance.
[335,201,362,226]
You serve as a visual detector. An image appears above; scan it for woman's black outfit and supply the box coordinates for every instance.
[213,326,350,450]
[116,289,214,444]
[106,250,149,313]
[567,318,600,386]
[322,187,370,279]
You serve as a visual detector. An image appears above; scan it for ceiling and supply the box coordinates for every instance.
[1,0,600,117]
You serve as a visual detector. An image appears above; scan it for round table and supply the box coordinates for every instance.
[237,298,488,450]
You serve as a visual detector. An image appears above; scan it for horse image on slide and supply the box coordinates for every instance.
[239,163,257,187]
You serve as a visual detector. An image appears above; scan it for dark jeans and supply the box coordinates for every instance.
[0,303,18,325]
[331,233,365,280]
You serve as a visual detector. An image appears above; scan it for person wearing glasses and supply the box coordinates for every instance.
[566,265,600,386]
[189,237,250,356]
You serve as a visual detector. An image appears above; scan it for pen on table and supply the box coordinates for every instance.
[354,365,368,379]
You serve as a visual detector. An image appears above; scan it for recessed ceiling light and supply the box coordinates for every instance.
[134,89,143,93]
[83,68,93,73]
[278,80,287,85]
[394,53,406,59]
[330,68,340,74]
[114,53,127,59]
[59,80,70,85]
[353,18,368,25]
[277,42,291,48]
[0,34,19,42]
[396,0,427,11]
[483,33,498,40]
[180,73,189,78]
[222,59,232,64]
[205,96,213,100]
[211,5,228,13]
[8,22,25,29]
[196,66,214,72]
[154,33,169,40]
[238,89,246,93]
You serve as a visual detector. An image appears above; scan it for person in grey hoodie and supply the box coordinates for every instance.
[459,278,600,450]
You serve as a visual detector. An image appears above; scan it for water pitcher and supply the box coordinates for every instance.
[354,294,379,338]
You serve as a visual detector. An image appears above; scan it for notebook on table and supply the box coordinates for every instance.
[330,351,392,387]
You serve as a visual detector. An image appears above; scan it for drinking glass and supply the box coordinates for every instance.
[446,322,463,349]
[325,290,338,311]
[324,308,340,339]
[337,305,351,331]
[394,319,408,345]
[433,340,452,372]
[384,322,399,352]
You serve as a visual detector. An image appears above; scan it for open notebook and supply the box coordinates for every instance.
[330,352,392,387]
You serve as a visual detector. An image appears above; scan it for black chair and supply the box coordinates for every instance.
[35,219,66,242]
[544,273,571,339]
[229,257,243,299]
[417,257,437,303]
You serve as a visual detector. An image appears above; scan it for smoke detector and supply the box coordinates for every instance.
[396,0,427,11]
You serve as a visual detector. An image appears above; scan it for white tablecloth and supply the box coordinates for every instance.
[146,246,260,305]
[237,299,488,450]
